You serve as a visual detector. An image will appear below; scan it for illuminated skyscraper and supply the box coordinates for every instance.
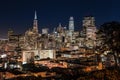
[82,16,96,40]
[33,11,38,33]
[24,11,39,50]
[82,16,97,48]
[69,16,74,32]
[8,29,14,41]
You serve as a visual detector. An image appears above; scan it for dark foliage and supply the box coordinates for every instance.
[97,21,120,67]
[22,63,49,73]
[97,21,120,52]
[77,67,120,80]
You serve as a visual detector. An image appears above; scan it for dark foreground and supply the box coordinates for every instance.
[3,67,120,80]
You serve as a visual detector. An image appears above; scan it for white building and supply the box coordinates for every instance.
[22,50,39,64]
[69,16,74,32]
[39,50,56,59]
[22,49,56,64]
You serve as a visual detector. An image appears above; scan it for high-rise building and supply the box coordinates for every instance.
[82,16,97,48]
[69,16,74,32]
[57,23,64,33]
[33,11,38,33]
[83,16,95,27]
[68,17,75,43]
[83,16,96,39]
[8,29,14,36]
[24,11,40,50]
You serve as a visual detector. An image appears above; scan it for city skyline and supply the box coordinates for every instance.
[0,1,120,79]
[0,0,120,38]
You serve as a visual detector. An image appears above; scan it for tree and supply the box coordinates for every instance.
[97,21,120,67]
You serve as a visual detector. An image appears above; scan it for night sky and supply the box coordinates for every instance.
[0,0,120,38]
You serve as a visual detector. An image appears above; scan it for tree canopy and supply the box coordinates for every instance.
[97,21,120,67]
[97,21,120,53]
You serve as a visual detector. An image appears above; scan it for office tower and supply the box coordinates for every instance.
[8,29,14,41]
[83,16,96,40]
[69,16,74,32]
[82,16,97,48]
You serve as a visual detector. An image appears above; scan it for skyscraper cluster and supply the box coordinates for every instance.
[6,11,97,63]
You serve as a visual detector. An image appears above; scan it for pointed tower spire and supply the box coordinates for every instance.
[34,11,37,20]
[33,11,38,33]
